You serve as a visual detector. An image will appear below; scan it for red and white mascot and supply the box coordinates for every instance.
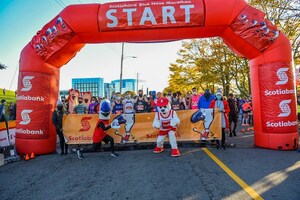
[153,97,180,157]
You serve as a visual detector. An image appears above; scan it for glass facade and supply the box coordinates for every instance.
[111,79,136,94]
[72,78,104,97]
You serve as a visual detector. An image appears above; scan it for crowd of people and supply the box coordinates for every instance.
[51,87,254,158]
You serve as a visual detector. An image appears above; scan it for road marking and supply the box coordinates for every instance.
[202,148,264,200]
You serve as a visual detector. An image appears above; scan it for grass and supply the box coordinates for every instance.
[0,88,16,103]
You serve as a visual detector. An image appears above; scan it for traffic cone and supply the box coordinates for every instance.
[241,128,245,133]
[25,154,30,161]
[30,152,35,159]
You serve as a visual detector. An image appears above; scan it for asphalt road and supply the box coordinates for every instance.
[1,130,300,200]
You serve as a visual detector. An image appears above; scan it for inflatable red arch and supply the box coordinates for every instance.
[17,0,298,154]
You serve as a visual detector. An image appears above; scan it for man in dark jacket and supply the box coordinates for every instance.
[227,93,238,137]
[52,100,68,156]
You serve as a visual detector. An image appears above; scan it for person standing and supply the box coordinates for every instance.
[73,96,87,159]
[73,97,87,114]
[198,89,215,109]
[0,99,9,142]
[209,90,230,150]
[135,89,148,113]
[52,100,68,156]
[111,92,123,114]
[227,93,238,137]
[190,87,200,110]
[170,92,181,110]
[88,96,98,114]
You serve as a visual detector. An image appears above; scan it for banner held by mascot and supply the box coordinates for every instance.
[153,97,180,157]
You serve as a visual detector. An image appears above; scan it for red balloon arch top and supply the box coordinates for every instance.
[17,0,298,154]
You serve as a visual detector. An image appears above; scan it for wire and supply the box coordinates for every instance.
[9,63,19,90]
[54,0,64,8]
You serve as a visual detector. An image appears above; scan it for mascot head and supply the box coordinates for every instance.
[156,97,171,116]
[99,99,112,120]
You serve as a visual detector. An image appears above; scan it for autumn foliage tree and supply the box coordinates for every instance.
[167,0,299,97]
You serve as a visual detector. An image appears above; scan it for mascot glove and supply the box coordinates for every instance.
[170,118,179,127]
[153,120,161,129]
[111,119,120,129]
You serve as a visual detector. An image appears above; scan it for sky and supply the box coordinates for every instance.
[0,0,184,93]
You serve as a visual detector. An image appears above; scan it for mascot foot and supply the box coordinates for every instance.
[153,147,164,153]
[171,148,180,157]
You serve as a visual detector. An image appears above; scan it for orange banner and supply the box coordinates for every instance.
[62,109,222,145]
[0,121,16,147]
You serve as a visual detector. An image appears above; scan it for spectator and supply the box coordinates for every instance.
[52,100,68,156]
[198,89,215,109]
[7,102,15,121]
[110,92,116,103]
[177,91,186,110]
[0,99,9,143]
[3,88,6,95]
[135,89,148,113]
[73,97,87,114]
[170,92,181,110]
[209,90,230,150]
[185,92,192,110]
[111,92,123,114]
[15,90,17,97]
[61,96,69,114]
[190,87,200,110]
[227,93,238,137]
[88,96,99,114]
[166,91,172,102]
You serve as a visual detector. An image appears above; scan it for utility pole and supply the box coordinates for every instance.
[119,43,124,93]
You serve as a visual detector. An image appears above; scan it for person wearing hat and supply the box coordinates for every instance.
[227,93,238,137]
[198,89,215,109]
[52,100,68,156]
[209,89,230,150]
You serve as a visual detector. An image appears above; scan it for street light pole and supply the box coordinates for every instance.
[119,43,124,93]
[119,43,137,94]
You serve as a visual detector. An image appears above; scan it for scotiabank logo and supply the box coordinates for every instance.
[79,117,92,132]
[20,109,33,125]
[276,68,289,85]
[21,76,34,91]
[278,100,291,117]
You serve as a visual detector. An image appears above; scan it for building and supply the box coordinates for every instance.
[111,79,136,94]
[59,90,69,98]
[72,78,104,97]
[104,83,114,99]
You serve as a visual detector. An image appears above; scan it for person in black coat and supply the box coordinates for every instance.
[227,93,238,137]
[52,100,68,156]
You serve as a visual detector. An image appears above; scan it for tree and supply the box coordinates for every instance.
[248,0,300,65]
[0,63,7,70]
[167,38,250,97]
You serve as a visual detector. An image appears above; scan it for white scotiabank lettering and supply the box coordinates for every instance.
[266,120,297,127]
[17,95,45,102]
[16,128,44,135]
[106,5,194,28]
[264,89,295,96]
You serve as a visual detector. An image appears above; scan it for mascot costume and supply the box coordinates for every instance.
[92,99,126,157]
[68,88,79,114]
[82,92,92,109]
[153,97,180,157]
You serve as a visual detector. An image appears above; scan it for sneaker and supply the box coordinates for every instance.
[110,152,119,157]
[153,146,164,153]
[77,150,83,159]
[171,148,180,157]
[233,131,237,136]
[122,134,130,142]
